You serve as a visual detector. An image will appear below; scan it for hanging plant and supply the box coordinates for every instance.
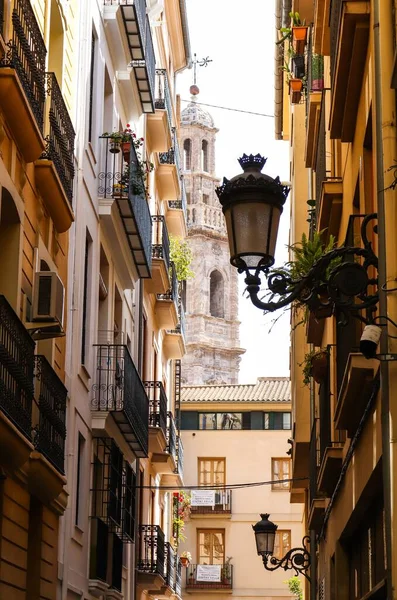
[300,349,328,386]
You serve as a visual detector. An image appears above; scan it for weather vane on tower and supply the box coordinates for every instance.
[190,53,212,96]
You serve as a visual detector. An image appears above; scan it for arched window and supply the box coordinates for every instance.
[202,140,209,172]
[183,139,192,170]
[210,270,224,318]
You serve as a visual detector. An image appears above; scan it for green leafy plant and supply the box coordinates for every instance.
[276,11,304,45]
[285,576,303,599]
[102,124,144,147]
[222,557,232,582]
[170,235,194,281]
[172,491,191,547]
[300,348,327,386]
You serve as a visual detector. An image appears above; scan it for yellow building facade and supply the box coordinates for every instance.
[0,0,77,597]
[276,0,397,598]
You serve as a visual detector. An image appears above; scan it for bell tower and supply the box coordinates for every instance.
[180,88,245,385]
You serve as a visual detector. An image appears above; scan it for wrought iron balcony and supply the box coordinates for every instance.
[190,489,232,516]
[144,381,167,438]
[165,542,176,589]
[175,557,182,596]
[137,524,165,577]
[41,72,75,203]
[152,215,170,272]
[168,176,188,215]
[103,0,155,112]
[159,129,182,172]
[98,135,152,278]
[157,262,178,304]
[155,69,173,127]
[33,355,67,474]
[92,345,149,457]
[176,434,184,476]
[186,563,233,590]
[167,412,177,460]
[0,295,35,439]
[0,0,46,132]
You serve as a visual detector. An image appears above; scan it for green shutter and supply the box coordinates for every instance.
[250,412,264,430]
[181,411,198,430]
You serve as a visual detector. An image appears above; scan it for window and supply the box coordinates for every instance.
[272,458,291,489]
[75,433,85,527]
[199,413,243,430]
[203,193,209,204]
[184,139,192,170]
[209,270,224,318]
[264,412,291,430]
[198,530,225,564]
[274,530,291,559]
[198,458,225,485]
[202,140,209,172]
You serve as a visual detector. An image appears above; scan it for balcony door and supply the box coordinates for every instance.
[197,529,225,565]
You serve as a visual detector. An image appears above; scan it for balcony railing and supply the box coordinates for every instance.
[144,380,167,437]
[33,355,67,474]
[157,262,178,304]
[176,434,183,476]
[187,203,226,233]
[186,564,233,589]
[159,128,181,172]
[98,135,152,278]
[0,0,4,37]
[1,0,46,131]
[137,524,165,576]
[92,345,149,457]
[155,69,172,126]
[190,489,232,515]
[0,295,35,439]
[165,542,176,589]
[330,0,342,83]
[152,215,170,273]
[167,412,177,459]
[42,72,75,203]
[168,176,188,216]
[309,419,320,505]
[175,557,182,596]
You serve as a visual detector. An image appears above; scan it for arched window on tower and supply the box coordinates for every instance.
[209,270,224,318]
[183,139,192,170]
[202,140,209,172]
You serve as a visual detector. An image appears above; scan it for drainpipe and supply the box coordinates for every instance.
[373,0,396,597]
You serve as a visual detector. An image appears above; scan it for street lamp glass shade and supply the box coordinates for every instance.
[223,201,282,271]
[216,155,289,273]
[252,513,278,556]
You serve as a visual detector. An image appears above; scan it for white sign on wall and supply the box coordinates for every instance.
[191,489,216,506]
[196,564,221,582]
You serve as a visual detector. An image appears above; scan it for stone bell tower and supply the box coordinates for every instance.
[180,88,245,385]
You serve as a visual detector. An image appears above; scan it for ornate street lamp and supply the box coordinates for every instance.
[216,154,379,322]
[252,514,311,582]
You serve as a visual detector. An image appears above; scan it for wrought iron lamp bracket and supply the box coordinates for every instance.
[262,535,311,582]
[242,213,378,322]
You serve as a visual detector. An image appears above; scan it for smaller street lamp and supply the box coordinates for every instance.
[252,513,311,582]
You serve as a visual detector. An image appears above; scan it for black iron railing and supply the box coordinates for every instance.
[167,412,177,459]
[159,128,181,173]
[144,17,155,106]
[186,564,233,588]
[1,0,46,131]
[152,215,170,272]
[0,0,4,37]
[0,295,35,439]
[155,69,172,125]
[330,0,342,83]
[165,542,176,588]
[313,96,326,235]
[42,72,75,203]
[137,525,165,577]
[33,355,67,474]
[175,434,184,476]
[166,299,186,338]
[157,262,178,303]
[144,381,167,436]
[309,419,320,505]
[175,557,182,596]
[92,345,149,457]
[174,359,182,432]
[168,177,188,217]
[318,354,331,464]
[190,489,232,515]
[98,135,152,278]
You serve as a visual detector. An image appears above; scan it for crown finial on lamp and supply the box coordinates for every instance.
[238,154,267,172]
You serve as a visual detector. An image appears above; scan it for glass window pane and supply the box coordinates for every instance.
[273,413,283,430]
[199,414,216,430]
[283,413,291,429]
[264,413,270,429]
[217,413,242,430]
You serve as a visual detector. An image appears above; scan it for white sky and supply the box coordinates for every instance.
[177,0,291,384]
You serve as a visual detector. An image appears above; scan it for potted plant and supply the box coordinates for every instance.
[311,54,324,91]
[289,77,303,104]
[188,566,196,585]
[221,557,232,585]
[180,551,192,567]
[290,12,308,54]
[301,349,328,386]
[102,125,144,160]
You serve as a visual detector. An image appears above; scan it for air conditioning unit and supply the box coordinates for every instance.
[33,271,64,325]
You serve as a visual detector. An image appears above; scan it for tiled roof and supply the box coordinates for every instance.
[181,377,290,403]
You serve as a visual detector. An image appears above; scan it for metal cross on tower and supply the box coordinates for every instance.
[192,53,212,86]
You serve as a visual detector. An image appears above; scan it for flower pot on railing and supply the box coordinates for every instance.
[292,26,308,54]
[289,78,303,104]
[312,78,324,91]
[311,351,328,383]
[180,557,190,567]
